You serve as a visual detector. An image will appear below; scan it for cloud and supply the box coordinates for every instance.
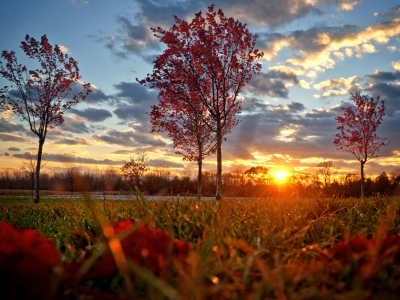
[52,137,92,146]
[114,82,157,104]
[69,107,113,122]
[365,70,400,83]
[0,133,28,142]
[258,15,400,72]
[335,0,362,11]
[93,0,367,61]
[84,87,112,104]
[392,60,400,71]
[92,129,167,148]
[7,147,20,151]
[313,75,362,98]
[245,72,290,98]
[112,146,164,154]
[13,152,123,165]
[148,159,184,168]
[0,117,29,134]
[58,116,91,134]
[4,152,9,156]
[58,45,71,54]
[374,4,400,20]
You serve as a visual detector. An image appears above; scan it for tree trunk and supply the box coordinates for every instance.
[31,174,34,203]
[197,156,202,201]
[216,121,222,200]
[360,161,365,198]
[34,139,44,203]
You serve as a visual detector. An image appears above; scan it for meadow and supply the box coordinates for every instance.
[1,193,400,299]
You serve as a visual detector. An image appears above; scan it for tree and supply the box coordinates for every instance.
[0,35,92,203]
[139,5,263,199]
[334,92,390,197]
[20,153,45,202]
[316,161,336,189]
[121,152,150,188]
[149,99,220,200]
[244,166,271,185]
[63,167,82,197]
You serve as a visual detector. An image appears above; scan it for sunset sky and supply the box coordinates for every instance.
[1,0,400,178]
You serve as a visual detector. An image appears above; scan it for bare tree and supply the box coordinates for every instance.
[20,153,44,202]
[104,166,120,192]
[63,167,82,197]
[316,161,336,189]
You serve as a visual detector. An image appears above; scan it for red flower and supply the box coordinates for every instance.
[65,219,190,278]
[0,221,61,300]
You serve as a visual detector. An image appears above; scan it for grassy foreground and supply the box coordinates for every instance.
[1,194,400,299]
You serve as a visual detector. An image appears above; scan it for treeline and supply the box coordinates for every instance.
[1,165,400,198]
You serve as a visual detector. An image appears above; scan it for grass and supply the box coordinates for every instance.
[1,193,400,299]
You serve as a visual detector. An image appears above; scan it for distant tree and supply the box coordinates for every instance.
[374,171,392,195]
[63,167,82,197]
[244,166,271,185]
[20,153,46,202]
[149,101,220,200]
[0,35,92,203]
[104,166,120,192]
[334,92,389,197]
[121,152,150,188]
[139,5,263,200]
[316,161,336,189]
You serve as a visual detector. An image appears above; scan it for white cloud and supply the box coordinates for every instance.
[59,45,71,54]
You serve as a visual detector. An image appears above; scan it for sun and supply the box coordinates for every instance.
[275,171,288,181]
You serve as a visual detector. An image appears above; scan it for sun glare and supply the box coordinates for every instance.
[275,172,287,181]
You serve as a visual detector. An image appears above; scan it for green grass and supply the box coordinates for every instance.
[1,194,400,299]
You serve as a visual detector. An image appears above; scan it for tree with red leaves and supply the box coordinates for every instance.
[334,92,389,197]
[0,35,92,203]
[121,152,150,188]
[149,96,224,200]
[139,5,263,200]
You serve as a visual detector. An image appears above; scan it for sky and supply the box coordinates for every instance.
[1,0,400,179]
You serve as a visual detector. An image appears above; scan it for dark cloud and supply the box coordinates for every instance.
[69,107,113,122]
[93,0,355,60]
[92,129,167,148]
[112,146,163,154]
[84,88,112,104]
[0,133,28,142]
[148,159,184,168]
[13,152,123,165]
[114,82,157,104]
[374,4,400,20]
[0,117,29,134]
[365,71,400,84]
[59,116,91,134]
[245,72,289,98]
[7,147,20,151]
[4,152,9,156]
[52,137,91,146]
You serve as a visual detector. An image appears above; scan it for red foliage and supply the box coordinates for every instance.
[120,153,149,187]
[0,221,61,300]
[0,34,92,203]
[334,92,389,163]
[0,34,92,130]
[139,5,263,198]
[327,234,400,278]
[334,92,389,196]
[149,99,217,163]
[65,219,190,278]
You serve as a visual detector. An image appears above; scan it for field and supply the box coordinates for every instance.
[1,193,400,299]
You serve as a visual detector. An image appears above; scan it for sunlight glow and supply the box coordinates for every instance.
[275,172,287,181]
